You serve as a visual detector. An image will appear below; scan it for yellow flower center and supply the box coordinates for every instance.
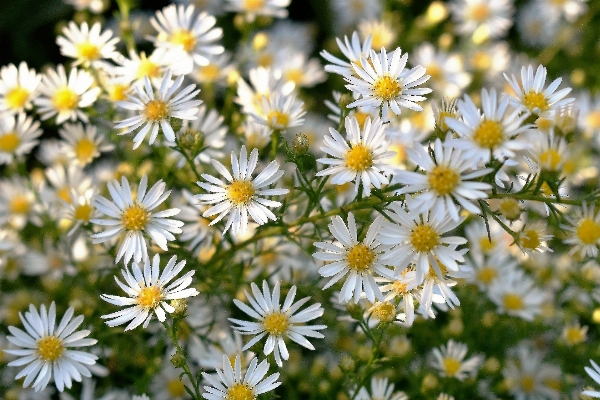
[503,293,523,311]
[468,3,490,21]
[74,204,93,221]
[266,110,289,129]
[371,302,396,322]
[257,53,273,68]
[346,243,375,272]
[244,0,265,11]
[522,91,549,113]
[76,42,100,60]
[121,204,150,231]
[52,87,79,112]
[443,357,462,376]
[0,132,20,153]
[410,224,439,253]
[6,87,30,110]
[577,218,600,245]
[345,144,373,172]
[564,326,586,345]
[498,198,521,220]
[136,55,161,79]
[167,379,187,397]
[473,119,504,149]
[520,229,540,250]
[284,69,304,85]
[137,285,162,309]
[263,311,289,335]
[479,236,495,253]
[426,64,442,81]
[227,180,255,205]
[428,165,460,196]
[37,335,63,362]
[373,75,401,101]
[539,149,561,171]
[75,138,97,164]
[200,64,220,81]
[471,52,492,70]
[585,111,600,129]
[520,375,535,393]
[353,112,370,129]
[9,194,30,215]
[436,111,456,132]
[170,29,197,52]
[109,84,129,102]
[57,187,71,202]
[144,99,170,122]
[476,266,497,284]
[227,383,255,400]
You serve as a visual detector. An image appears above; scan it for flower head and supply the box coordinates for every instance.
[0,112,42,165]
[429,339,483,381]
[56,21,119,67]
[0,62,41,114]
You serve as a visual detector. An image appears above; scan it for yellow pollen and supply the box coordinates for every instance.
[427,64,443,81]
[443,358,462,376]
[353,112,370,129]
[345,144,373,172]
[137,285,162,309]
[263,312,289,335]
[468,3,490,21]
[9,195,30,215]
[136,55,160,79]
[227,180,255,205]
[372,302,396,322]
[503,293,523,311]
[520,229,541,250]
[144,99,169,122]
[76,42,100,60]
[266,110,289,129]
[522,91,549,113]
[284,69,304,85]
[476,266,497,284]
[6,87,30,110]
[0,132,21,153]
[471,52,492,70]
[109,84,128,102]
[479,236,495,253]
[428,165,460,196]
[37,335,63,362]
[58,187,71,202]
[227,383,255,400]
[577,218,600,245]
[200,64,220,81]
[436,111,455,132]
[52,87,79,112]
[410,224,439,253]
[473,119,504,149]
[520,375,535,393]
[74,204,93,221]
[498,198,521,220]
[121,204,150,231]
[564,326,586,345]
[167,379,186,397]
[539,149,561,171]
[244,0,265,11]
[346,243,375,272]
[170,29,197,52]
[373,75,401,101]
[392,280,408,295]
[585,111,600,129]
[75,138,97,164]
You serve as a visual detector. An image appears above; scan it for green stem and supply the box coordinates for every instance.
[161,320,202,400]
[488,192,587,206]
[351,323,387,400]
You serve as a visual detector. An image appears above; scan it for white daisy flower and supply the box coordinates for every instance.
[62,187,99,236]
[353,376,408,400]
[56,21,120,68]
[313,213,394,303]
[429,339,483,381]
[225,0,291,20]
[448,0,514,40]
[115,69,202,150]
[58,122,115,166]
[201,354,281,400]
[0,176,42,229]
[487,267,546,321]
[316,115,395,198]
[190,51,235,86]
[111,49,169,86]
[0,112,42,165]
[377,200,467,286]
[379,270,420,326]
[229,280,326,367]
[150,4,224,74]
[0,61,41,115]
[320,31,373,77]
[34,65,100,124]
[504,64,574,118]
[445,87,531,165]
[561,202,600,258]
[252,90,306,131]
[195,145,289,236]
[359,20,397,51]
[235,67,293,116]
[517,2,560,48]
[100,254,199,331]
[90,174,184,265]
[394,137,493,221]
[344,47,432,120]
[4,302,98,392]
[583,359,600,398]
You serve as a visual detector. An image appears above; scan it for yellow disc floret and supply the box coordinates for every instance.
[520,229,540,250]
[520,375,535,393]
[428,165,460,196]
[373,75,401,101]
[503,293,523,311]
[266,110,289,129]
[227,383,255,400]
[522,91,549,113]
[244,0,265,11]
[137,285,162,309]
[136,54,161,79]
[473,119,504,149]
[170,29,197,52]
[144,99,170,122]
[121,204,150,231]
[9,195,31,215]
[577,218,600,245]
[345,144,373,172]
[410,224,439,253]
[263,311,289,336]
[76,42,100,61]
[371,302,396,322]
[0,132,21,153]
[443,357,462,376]
[6,87,29,110]
[227,180,255,205]
[53,87,79,112]
[346,243,375,272]
[74,204,93,221]
[476,266,497,285]
[75,138,97,164]
[37,335,63,362]
[167,379,187,397]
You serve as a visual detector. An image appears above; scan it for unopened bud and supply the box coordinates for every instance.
[292,133,310,155]
[171,352,187,368]
[170,299,187,316]
[339,356,355,372]
[338,93,354,110]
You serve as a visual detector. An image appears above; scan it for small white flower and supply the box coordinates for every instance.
[448,0,514,40]
[91,174,184,265]
[229,280,326,367]
[429,339,483,381]
[100,254,199,331]
[487,267,546,321]
[252,91,306,131]
[561,202,600,258]
[313,213,394,303]
[115,69,202,150]
[321,31,373,77]
[196,145,289,236]
[4,302,98,392]
[0,112,42,165]
[201,354,281,400]
[353,376,408,400]
[58,122,114,166]
[0,61,41,114]
[317,115,395,198]
[56,21,120,68]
